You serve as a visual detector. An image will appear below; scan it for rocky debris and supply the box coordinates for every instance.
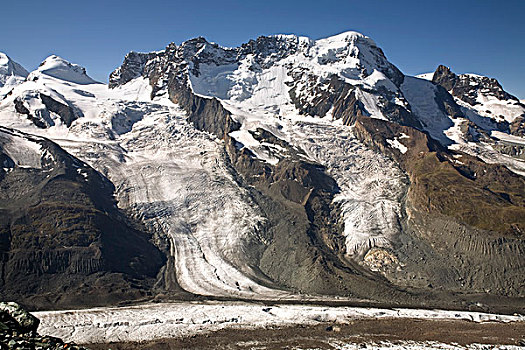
[510,116,525,136]
[325,325,341,332]
[0,303,39,334]
[0,302,87,350]
[363,248,400,272]
[458,119,491,142]
[353,115,525,296]
[494,143,525,160]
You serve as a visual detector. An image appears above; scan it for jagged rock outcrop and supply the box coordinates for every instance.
[109,51,157,89]
[431,65,525,138]
[0,302,87,349]
[433,65,517,105]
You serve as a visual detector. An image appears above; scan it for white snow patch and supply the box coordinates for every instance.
[491,130,525,146]
[415,72,434,81]
[387,138,408,154]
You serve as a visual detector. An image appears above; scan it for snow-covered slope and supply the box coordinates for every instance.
[29,55,98,85]
[415,72,433,81]
[0,52,28,98]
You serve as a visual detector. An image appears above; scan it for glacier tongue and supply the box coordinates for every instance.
[52,101,290,299]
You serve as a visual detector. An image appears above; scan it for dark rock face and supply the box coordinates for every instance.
[109,51,157,88]
[0,128,166,310]
[168,78,240,139]
[0,302,87,349]
[13,93,82,128]
[510,116,525,136]
[39,94,81,127]
[433,84,463,119]
[14,98,47,129]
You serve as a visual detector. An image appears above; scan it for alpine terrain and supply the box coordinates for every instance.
[0,32,524,316]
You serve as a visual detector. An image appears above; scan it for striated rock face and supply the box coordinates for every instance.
[0,302,87,349]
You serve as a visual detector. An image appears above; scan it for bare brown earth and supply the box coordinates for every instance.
[86,318,525,349]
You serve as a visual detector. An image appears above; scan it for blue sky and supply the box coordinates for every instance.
[2,0,524,98]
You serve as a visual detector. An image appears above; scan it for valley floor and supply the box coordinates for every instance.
[85,319,525,349]
[33,301,524,349]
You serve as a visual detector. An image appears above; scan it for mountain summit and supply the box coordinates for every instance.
[28,55,98,85]
[0,53,28,97]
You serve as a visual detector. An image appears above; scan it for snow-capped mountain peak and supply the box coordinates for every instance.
[27,55,98,85]
[0,52,29,82]
[0,52,29,98]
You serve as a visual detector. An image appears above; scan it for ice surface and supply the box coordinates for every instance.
[280,120,406,257]
[34,301,525,344]
[0,72,294,299]
[401,76,454,145]
[1,39,524,304]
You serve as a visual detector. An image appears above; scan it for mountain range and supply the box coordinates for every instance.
[0,31,524,312]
